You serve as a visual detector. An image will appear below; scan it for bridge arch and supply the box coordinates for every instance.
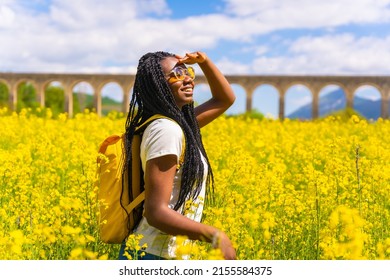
[100,82,124,115]
[318,84,346,117]
[14,80,39,111]
[353,85,382,120]
[43,81,66,115]
[72,81,95,114]
[0,73,388,119]
[285,84,312,120]
[252,84,279,119]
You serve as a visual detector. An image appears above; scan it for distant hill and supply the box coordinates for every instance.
[287,88,382,120]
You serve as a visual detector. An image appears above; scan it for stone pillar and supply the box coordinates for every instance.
[278,90,285,120]
[246,95,252,113]
[380,86,389,119]
[345,88,354,111]
[9,82,17,111]
[246,90,252,113]
[64,84,73,118]
[37,82,45,108]
[381,97,389,119]
[244,83,258,113]
[312,90,319,120]
[94,85,102,117]
[123,84,132,113]
[383,86,390,119]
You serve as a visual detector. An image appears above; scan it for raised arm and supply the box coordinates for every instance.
[177,52,236,128]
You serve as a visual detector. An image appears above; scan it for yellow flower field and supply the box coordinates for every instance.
[0,107,389,260]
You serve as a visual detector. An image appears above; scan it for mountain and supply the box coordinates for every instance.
[287,88,382,120]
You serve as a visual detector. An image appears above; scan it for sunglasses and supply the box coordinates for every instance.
[166,65,195,83]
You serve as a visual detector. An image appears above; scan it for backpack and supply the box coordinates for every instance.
[95,114,185,244]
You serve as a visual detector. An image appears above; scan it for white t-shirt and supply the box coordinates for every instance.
[133,118,207,259]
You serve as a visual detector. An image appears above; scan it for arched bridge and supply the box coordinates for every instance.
[1,72,389,119]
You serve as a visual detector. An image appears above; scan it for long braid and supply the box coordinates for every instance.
[123,51,213,213]
[182,104,214,203]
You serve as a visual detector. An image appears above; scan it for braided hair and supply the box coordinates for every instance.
[124,51,213,213]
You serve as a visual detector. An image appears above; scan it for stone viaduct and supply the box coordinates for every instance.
[0,72,389,119]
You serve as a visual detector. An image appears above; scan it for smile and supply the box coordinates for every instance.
[182,87,193,94]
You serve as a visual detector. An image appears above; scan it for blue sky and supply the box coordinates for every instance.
[1,0,390,116]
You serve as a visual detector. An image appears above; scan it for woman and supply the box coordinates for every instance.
[119,51,236,260]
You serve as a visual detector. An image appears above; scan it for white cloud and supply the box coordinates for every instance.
[0,5,15,28]
[246,34,390,75]
[48,0,170,30]
[214,57,251,74]
[0,0,390,74]
[224,0,390,25]
[290,34,390,73]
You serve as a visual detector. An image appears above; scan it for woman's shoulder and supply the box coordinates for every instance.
[145,117,183,137]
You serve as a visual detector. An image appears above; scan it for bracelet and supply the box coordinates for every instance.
[211,231,220,248]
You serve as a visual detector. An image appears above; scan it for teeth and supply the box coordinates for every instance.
[184,88,192,92]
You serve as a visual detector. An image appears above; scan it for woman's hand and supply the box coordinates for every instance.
[215,231,237,260]
[176,51,207,65]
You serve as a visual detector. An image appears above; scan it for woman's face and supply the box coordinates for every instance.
[160,56,195,109]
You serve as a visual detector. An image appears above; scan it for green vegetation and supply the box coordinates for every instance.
[0,82,122,117]
[320,107,366,122]
[228,109,265,121]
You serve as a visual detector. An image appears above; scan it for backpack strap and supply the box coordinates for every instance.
[125,190,145,214]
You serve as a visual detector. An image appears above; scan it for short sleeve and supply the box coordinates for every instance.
[140,118,184,169]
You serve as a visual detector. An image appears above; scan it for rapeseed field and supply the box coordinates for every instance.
[0,107,389,260]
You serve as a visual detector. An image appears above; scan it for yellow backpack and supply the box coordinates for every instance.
[95,114,185,244]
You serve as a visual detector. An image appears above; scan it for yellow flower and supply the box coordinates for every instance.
[1,110,389,260]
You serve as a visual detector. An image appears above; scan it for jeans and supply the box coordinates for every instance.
[118,242,165,260]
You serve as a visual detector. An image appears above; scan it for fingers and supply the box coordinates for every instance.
[218,231,237,260]
[222,245,237,260]
[176,56,188,64]
[177,53,193,64]
[177,51,207,64]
